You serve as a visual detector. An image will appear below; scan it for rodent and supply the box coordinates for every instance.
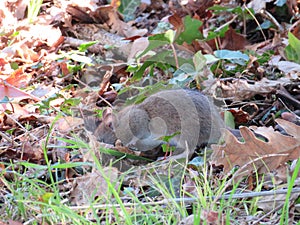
[94,89,224,160]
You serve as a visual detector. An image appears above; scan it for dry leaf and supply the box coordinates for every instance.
[220,27,248,50]
[70,167,119,206]
[168,13,184,33]
[257,191,299,213]
[277,61,300,79]
[247,0,269,13]
[211,119,300,177]
[0,83,40,101]
[207,27,248,51]
[205,77,292,101]
[55,117,84,134]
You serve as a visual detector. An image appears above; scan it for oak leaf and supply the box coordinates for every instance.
[211,119,300,177]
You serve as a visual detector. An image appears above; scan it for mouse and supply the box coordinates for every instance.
[94,89,224,160]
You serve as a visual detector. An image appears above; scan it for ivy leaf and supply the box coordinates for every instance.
[119,0,141,22]
[193,51,207,72]
[176,16,203,45]
[136,37,169,59]
[214,50,249,65]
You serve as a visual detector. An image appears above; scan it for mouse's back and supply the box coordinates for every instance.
[112,89,223,153]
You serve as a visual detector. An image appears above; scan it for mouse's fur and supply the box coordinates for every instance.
[94,89,224,159]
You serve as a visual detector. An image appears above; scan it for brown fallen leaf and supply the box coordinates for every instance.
[211,119,300,177]
[55,116,84,134]
[257,191,299,213]
[204,77,293,101]
[0,83,40,101]
[206,26,248,51]
[0,67,39,101]
[70,167,119,206]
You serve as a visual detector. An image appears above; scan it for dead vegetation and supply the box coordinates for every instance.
[1,0,300,224]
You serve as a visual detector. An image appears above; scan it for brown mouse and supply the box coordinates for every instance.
[94,89,224,159]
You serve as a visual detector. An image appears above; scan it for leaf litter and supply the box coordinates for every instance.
[0,0,300,224]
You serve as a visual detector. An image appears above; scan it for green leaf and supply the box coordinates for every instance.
[28,0,43,23]
[100,147,153,161]
[164,30,176,43]
[169,63,195,85]
[131,61,154,81]
[193,51,206,72]
[50,162,93,169]
[147,50,173,63]
[204,54,219,64]
[133,50,192,81]
[209,5,243,14]
[60,98,81,115]
[148,51,191,67]
[41,192,54,203]
[188,156,205,168]
[18,161,93,170]
[160,131,181,143]
[119,0,141,22]
[161,144,176,153]
[214,50,249,65]
[10,62,19,70]
[176,16,203,45]
[38,93,62,110]
[224,111,235,129]
[285,32,300,63]
[136,39,169,59]
[209,5,254,19]
[206,25,229,40]
[78,41,98,52]
[208,5,229,11]
[69,54,93,65]
[56,137,90,149]
[258,20,273,30]
[120,82,174,105]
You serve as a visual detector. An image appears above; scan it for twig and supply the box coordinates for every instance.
[73,76,112,108]
[212,153,288,206]
[260,9,284,33]
[253,203,284,224]
[68,187,300,211]
[244,5,267,41]
[4,112,38,141]
[0,131,13,143]
[215,15,238,33]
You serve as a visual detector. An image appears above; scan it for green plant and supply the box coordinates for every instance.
[57,41,98,74]
[285,32,300,64]
[129,11,254,86]
[279,159,300,224]
[118,0,141,22]
[27,0,43,23]
[36,94,81,116]
[160,131,181,155]
[130,15,202,81]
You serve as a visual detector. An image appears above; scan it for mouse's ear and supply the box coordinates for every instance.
[102,107,113,119]
[102,108,114,129]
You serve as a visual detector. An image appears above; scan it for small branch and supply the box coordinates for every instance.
[68,187,300,211]
[212,153,288,205]
[4,112,38,141]
[215,15,238,33]
[260,9,284,33]
[170,43,179,69]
